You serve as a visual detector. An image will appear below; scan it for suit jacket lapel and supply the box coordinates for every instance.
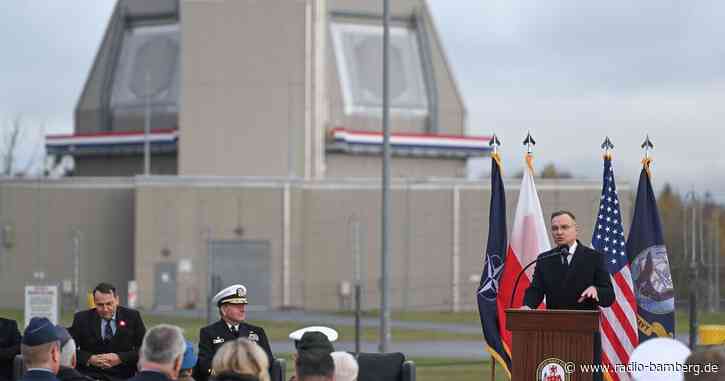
[110,308,122,343]
[90,310,102,342]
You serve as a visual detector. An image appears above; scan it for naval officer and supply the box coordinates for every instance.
[194,285,272,381]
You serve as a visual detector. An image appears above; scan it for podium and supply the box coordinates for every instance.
[506,309,600,381]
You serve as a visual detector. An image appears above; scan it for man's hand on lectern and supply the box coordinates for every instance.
[578,286,599,303]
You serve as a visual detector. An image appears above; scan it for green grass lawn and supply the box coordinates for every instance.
[675,309,725,336]
[0,308,481,344]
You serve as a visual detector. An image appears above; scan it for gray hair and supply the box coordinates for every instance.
[140,325,186,365]
[60,338,77,367]
[331,352,358,381]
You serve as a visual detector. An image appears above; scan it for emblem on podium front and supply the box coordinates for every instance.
[536,358,570,381]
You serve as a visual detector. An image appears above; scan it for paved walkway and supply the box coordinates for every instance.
[251,310,489,358]
[249,310,482,334]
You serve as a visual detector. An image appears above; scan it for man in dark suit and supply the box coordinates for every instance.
[522,210,614,381]
[126,325,185,381]
[522,210,614,310]
[194,284,272,381]
[68,283,146,381]
[0,318,21,381]
[18,317,62,381]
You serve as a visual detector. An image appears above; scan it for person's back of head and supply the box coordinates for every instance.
[296,350,334,381]
[331,352,357,381]
[140,324,186,379]
[21,317,62,374]
[684,347,725,381]
[212,338,269,381]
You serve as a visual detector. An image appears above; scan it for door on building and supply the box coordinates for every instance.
[154,262,177,311]
[209,240,271,312]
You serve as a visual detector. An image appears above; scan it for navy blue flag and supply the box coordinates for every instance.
[625,161,675,341]
[477,153,512,375]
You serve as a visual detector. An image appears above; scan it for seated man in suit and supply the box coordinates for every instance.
[19,317,62,381]
[69,283,146,381]
[126,325,185,381]
[194,285,272,381]
[0,318,21,381]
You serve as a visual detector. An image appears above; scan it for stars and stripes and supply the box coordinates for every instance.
[591,155,639,381]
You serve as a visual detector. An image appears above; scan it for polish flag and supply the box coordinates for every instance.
[495,154,551,351]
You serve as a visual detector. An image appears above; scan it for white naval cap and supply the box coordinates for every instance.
[288,326,339,342]
[628,337,691,381]
[212,284,248,307]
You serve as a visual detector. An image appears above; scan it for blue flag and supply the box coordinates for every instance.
[477,153,512,374]
[625,161,675,341]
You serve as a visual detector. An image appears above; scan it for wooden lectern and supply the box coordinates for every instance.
[506,309,600,381]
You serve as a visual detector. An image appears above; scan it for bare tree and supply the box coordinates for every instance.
[1,115,44,177]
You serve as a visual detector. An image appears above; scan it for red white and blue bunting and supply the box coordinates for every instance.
[328,128,491,158]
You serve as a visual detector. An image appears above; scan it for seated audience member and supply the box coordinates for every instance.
[55,327,92,381]
[179,341,197,381]
[628,337,691,381]
[294,351,333,381]
[331,352,358,381]
[127,325,186,381]
[19,317,61,381]
[0,318,21,381]
[288,330,336,381]
[196,285,272,381]
[211,338,269,381]
[684,347,725,381]
[69,283,146,381]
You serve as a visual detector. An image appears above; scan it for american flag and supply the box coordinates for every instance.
[591,155,639,381]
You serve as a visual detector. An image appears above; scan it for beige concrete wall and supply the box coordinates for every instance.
[75,155,177,177]
[179,0,308,177]
[325,154,465,178]
[0,177,631,312]
[134,179,286,310]
[0,180,135,309]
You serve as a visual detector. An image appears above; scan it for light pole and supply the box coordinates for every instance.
[379,0,391,354]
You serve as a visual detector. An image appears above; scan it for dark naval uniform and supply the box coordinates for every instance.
[193,284,273,381]
[194,320,272,381]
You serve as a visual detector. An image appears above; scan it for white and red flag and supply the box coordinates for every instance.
[495,154,551,351]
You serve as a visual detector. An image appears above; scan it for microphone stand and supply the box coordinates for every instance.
[509,246,567,308]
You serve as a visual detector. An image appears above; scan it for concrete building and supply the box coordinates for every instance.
[0,177,630,312]
[0,0,632,313]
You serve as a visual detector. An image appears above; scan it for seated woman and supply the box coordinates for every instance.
[211,339,269,381]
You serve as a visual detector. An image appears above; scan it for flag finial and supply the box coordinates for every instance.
[601,136,614,159]
[641,134,654,175]
[641,134,654,157]
[489,133,501,154]
[522,131,535,154]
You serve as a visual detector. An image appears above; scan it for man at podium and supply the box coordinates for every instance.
[521,210,614,310]
[521,210,614,381]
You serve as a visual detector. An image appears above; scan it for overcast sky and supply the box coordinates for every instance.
[1,1,724,200]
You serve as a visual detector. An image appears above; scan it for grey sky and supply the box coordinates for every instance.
[1,1,724,200]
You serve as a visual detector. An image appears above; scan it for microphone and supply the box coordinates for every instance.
[509,245,569,308]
